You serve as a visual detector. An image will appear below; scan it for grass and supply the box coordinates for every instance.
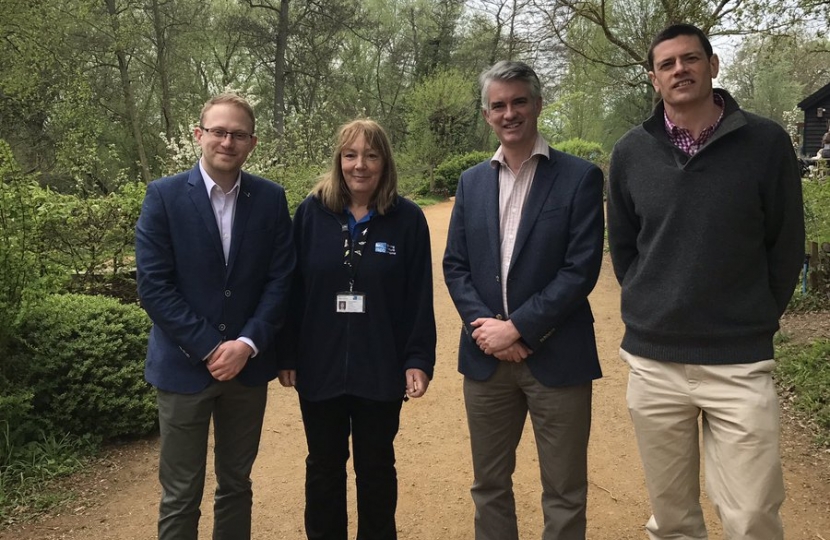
[775,339,830,446]
[779,284,830,447]
[0,425,96,525]
[788,287,830,313]
[411,194,446,207]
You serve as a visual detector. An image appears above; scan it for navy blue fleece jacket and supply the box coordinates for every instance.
[281,195,436,401]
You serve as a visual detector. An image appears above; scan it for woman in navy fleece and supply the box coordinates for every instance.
[278,119,437,540]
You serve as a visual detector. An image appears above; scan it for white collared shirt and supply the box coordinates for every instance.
[491,133,550,314]
[200,160,241,264]
[198,160,257,358]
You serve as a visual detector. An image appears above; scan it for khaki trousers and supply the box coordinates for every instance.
[621,349,784,540]
[464,361,592,540]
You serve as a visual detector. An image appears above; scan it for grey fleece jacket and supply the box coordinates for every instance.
[607,89,804,364]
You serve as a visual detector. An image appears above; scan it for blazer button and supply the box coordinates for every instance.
[219,324,226,331]
[224,290,232,297]
[496,314,503,320]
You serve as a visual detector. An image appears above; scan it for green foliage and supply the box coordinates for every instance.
[10,293,155,442]
[405,69,479,191]
[553,138,609,170]
[553,138,606,162]
[0,141,43,348]
[802,175,830,244]
[721,33,830,127]
[776,339,830,445]
[410,194,444,207]
[395,153,432,197]
[48,78,133,194]
[787,288,830,313]
[0,424,95,524]
[34,182,145,291]
[1,144,143,307]
[255,163,322,214]
[798,170,830,307]
[429,151,492,196]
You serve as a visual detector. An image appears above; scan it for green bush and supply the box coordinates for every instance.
[256,163,321,214]
[10,293,155,442]
[35,182,145,289]
[0,390,34,450]
[803,176,830,245]
[553,138,608,168]
[394,152,432,197]
[430,151,492,196]
[0,141,44,346]
[799,177,830,307]
[776,339,830,445]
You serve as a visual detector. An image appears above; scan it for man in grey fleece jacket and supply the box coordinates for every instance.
[607,23,804,540]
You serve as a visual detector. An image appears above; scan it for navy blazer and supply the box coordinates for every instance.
[136,165,295,393]
[443,149,604,387]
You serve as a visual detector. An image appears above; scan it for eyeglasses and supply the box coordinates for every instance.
[199,126,254,142]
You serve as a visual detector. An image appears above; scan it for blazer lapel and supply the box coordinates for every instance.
[510,151,558,270]
[484,165,501,265]
[187,166,225,262]
[226,173,253,276]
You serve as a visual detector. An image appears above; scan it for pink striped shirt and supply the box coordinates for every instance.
[491,134,550,314]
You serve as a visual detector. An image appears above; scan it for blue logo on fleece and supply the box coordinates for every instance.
[374,242,396,255]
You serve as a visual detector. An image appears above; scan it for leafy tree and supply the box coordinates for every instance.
[533,0,807,71]
[0,1,69,179]
[405,69,478,191]
[239,0,293,135]
[35,183,145,287]
[0,142,41,344]
[99,0,153,183]
[410,0,466,79]
[721,32,830,126]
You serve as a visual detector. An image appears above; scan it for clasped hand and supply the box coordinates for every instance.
[471,317,530,362]
[207,340,252,381]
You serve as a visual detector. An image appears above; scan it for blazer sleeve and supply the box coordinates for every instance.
[508,164,605,350]
[237,184,296,353]
[135,181,223,362]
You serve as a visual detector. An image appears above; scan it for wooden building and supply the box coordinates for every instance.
[798,81,830,157]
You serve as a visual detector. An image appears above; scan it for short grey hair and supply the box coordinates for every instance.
[479,61,542,110]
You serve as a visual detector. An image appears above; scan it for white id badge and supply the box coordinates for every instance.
[336,292,365,313]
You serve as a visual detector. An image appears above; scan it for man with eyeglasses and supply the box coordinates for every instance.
[136,93,295,540]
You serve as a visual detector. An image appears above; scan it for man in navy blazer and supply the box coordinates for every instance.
[136,93,294,540]
[443,61,604,540]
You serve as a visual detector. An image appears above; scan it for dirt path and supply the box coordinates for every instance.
[4,200,829,540]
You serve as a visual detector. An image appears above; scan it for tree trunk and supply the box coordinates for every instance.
[273,0,289,136]
[104,0,152,183]
[150,0,174,140]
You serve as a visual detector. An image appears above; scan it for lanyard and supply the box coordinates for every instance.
[341,220,370,292]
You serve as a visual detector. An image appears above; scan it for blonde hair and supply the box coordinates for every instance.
[199,93,256,133]
[313,119,398,214]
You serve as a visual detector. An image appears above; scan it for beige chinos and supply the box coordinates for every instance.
[621,349,784,540]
